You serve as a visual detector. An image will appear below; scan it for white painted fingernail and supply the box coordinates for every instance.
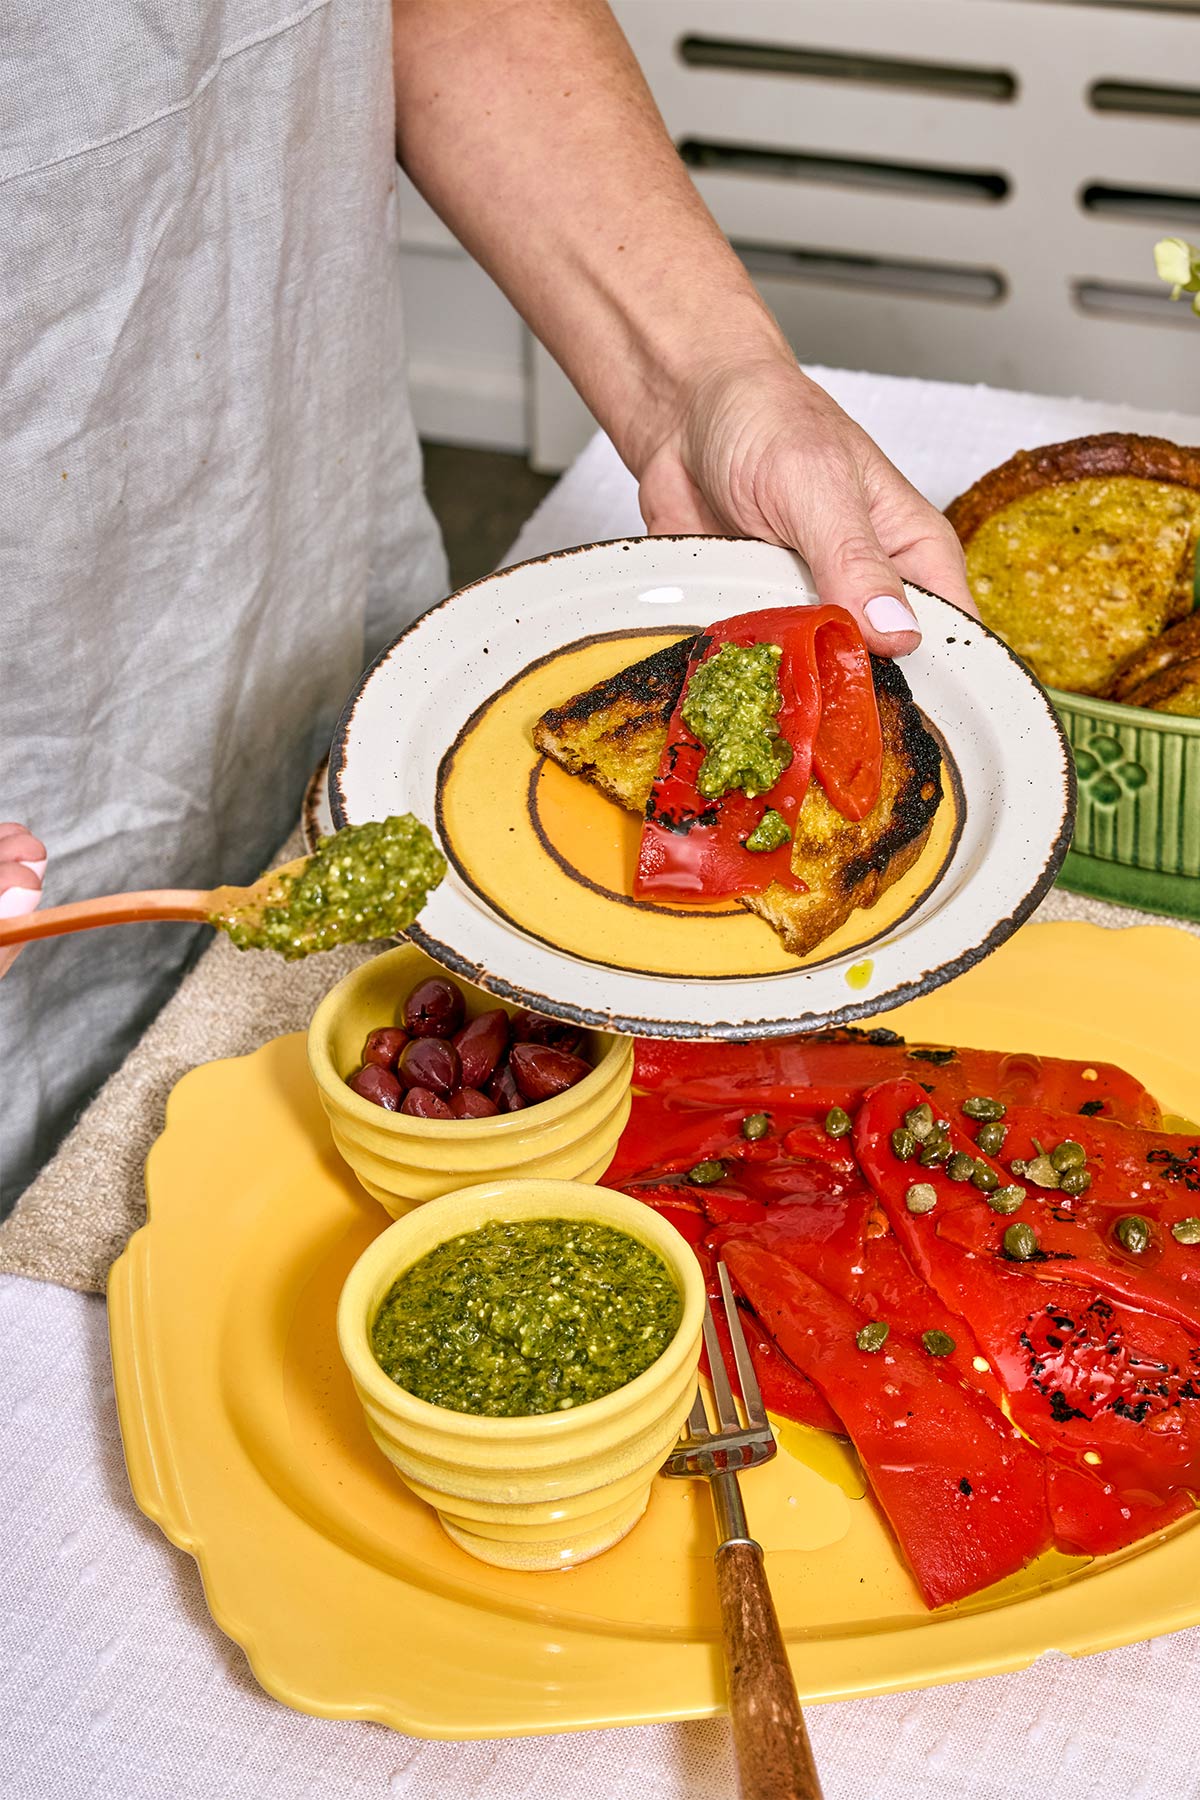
[864,594,918,636]
[0,883,42,920]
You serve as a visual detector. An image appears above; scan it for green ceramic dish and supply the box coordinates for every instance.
[1051,687,1200,920]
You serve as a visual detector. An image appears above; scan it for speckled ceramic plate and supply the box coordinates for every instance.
[329,538,1074,1038]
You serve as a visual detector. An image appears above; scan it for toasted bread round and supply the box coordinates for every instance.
[1106,610,1200,702]
[1120,655,1200,718]
[945,433,1200,541]
[945,433,1200,696]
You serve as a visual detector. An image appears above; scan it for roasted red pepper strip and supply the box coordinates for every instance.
[703,1293,843,1435]
[629,1037,1160,1129]
[634,606,881,901]
[723,1243,1053,1607]
[879,1092,1200,1336]
[855,1078,1200,1551]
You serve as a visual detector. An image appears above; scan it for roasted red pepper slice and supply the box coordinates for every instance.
[702,1292,844,1435]
[706,1180,875,1297]
[634,606,881,901]
[855,1078,1200,1550]
[723,1243,1053,1607]
[629,1037,1160,1129]
[859,1085,1200,1335]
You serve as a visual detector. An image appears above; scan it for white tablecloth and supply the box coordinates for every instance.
[8,365,1200,1800]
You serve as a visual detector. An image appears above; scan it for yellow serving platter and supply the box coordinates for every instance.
[109,922,1200,1740]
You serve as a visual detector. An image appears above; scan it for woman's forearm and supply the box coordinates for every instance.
[391,0,791,475]
[392,0,974,642]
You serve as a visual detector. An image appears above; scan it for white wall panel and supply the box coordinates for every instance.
[391,2,1200,468]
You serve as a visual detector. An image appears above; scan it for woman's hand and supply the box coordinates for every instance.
[637,353,978,657]
[0,824,46,978]
[393,1,974,656]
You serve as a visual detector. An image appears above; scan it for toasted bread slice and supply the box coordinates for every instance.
[1121,655,1200,718]
[945,434,1200,696]
[1106,610,1200,703]
[533,638,943,957]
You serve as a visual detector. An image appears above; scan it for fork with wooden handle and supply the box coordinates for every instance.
[663,1262,824,1800]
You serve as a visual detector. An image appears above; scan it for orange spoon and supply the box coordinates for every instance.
[0,817,445,959]
[0,859,307,947]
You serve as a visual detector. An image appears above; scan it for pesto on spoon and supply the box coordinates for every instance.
[0,815,446,959]
[212,816,446,958]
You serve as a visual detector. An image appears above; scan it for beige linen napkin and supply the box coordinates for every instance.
[0,837,1194,1294]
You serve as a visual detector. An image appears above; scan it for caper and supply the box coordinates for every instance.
[946,1152,975,1182]
[922,1329,956,1357]
[977,1122,1008,1157]
[824,1106,852,1139]
[1058,1168,1092,1197]
[1115,1214,1151,1255]
[741,1112,770,1141]
[891,1126,917,1161]
[1172,1217,1200,1246]
[856,1320,890,1353]
[919,1139,951,1168]
[1003,1222,1040,1261]
[1009,1158,1029,1178]
[971,1162,999,1193]
[687,1160,726,1186]
[1050,1139,1086,1173]
[1025,1154,1061,1189]
[904,1102,935,1141]
[988,1186,1026,1215]
[962,1096,1006,1122]
[905,1183,938,1215]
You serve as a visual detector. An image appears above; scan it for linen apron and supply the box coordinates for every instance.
[0,1,448,1212]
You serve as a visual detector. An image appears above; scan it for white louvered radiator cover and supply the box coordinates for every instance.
[527,0,1200,466]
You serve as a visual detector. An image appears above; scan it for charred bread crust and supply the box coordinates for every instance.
[860,654,944,872]
[945,433,1200,545]
[531,634,693,810]
[741,821,936,958]
[1119,655,1200,714]
[534,635,695,734]
[740,656,943,956]
[1106,611,1200,702]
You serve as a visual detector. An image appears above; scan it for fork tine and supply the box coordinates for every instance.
[685,1385,710,1442]
[702,1301,742,1431]
[717,1262,767,1428]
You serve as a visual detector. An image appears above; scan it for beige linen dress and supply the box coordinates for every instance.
[0,0,448,1210]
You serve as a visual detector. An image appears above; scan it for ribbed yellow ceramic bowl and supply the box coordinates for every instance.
[307,945,633,1217]
[337,1179,706,1569]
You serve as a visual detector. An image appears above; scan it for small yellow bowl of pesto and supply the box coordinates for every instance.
[337,1179,705,1570]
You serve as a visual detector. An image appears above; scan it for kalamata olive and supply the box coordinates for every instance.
[486,1064,527,1112]
[509,1009,583,1053]
[453,1008,510,1089]
[398,1036,460,1097]
[403,977,466,1040]
[401,1086,454,1119]
[362,1026,407,1070]
[509,1042,592,1103]
[449,1087,500,1119]
[346,1065,403,1111]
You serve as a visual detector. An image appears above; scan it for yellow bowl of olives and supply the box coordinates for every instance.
[307,944,633,1217]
